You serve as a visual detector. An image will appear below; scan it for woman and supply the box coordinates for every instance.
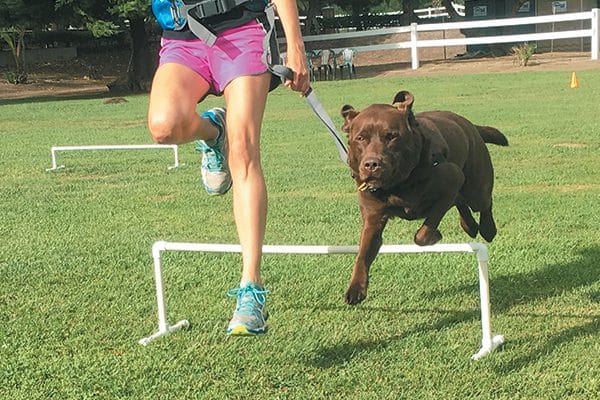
[148,0,309,335]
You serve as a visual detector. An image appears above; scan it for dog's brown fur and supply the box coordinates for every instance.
[340,90,508,305]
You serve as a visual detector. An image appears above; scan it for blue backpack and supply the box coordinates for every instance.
[152,0,188,31]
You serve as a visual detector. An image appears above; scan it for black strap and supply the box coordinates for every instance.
[191,0,250,18]
[173,0,254,45]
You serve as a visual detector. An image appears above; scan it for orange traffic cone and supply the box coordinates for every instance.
[570,72,579,89]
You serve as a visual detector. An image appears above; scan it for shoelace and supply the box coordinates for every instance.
[227,286,268,316]
[203,148,225,170]
[196,142,225,170]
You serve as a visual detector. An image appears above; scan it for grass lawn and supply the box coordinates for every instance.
[1,68,599,399]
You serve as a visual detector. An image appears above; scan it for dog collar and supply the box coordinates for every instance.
[358,182,378,192]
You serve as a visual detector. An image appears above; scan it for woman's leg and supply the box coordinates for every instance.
[147,63,217,144]
[148,62,231,194]
[223,72,271,286]
[223,72,271,335]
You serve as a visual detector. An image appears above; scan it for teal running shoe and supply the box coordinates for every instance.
[226,283,269,336]
[195,107,232,195]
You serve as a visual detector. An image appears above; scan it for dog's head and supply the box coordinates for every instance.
[341,91,423,192]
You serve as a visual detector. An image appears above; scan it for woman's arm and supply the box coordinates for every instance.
[271,0,310,94]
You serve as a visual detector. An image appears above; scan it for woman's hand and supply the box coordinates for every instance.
[284,46,310,95]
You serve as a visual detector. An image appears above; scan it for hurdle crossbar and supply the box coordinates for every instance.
[46,144,180,171]
[139,241,504,360]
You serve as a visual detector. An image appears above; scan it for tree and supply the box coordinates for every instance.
[298,0,323,35]
[56,0,154,93]
[106,1,154,92]
[0,0,62,83]
[331,0,383,16]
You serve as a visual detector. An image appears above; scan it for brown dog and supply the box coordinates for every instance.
[340,90,508,305]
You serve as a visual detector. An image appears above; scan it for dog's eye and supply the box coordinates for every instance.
[385,132,397,141]
[356,134,366,142]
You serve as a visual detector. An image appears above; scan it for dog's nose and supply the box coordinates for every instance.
[363,158,381,172]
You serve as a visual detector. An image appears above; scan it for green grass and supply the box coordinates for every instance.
[1,69,599,399]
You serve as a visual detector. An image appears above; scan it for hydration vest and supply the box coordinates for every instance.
[152,0,268,45]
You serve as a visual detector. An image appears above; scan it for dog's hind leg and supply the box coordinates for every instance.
[456,200,478,238]
[478,202,497,242]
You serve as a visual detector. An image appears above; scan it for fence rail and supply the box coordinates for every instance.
[281,9,599,70]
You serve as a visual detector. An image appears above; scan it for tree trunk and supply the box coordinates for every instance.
[109,16,153,93]
[15,29,27,84]
[304,0,322,35]
[1,28,28,84]
[399,0,420,25]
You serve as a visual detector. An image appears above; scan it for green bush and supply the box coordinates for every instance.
[511,42,537,66]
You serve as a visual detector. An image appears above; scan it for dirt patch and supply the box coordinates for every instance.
[355,50,600,78]
[1,48,598,101]
[0,49,128,101]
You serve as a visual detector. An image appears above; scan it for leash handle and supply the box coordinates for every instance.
[270,65,314,97]
[270,65,294,83]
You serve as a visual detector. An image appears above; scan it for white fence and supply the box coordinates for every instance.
[283,9,599,70]
[416,3,465,19]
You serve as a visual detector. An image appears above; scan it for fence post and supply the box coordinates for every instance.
[411,23,419,69]
[592,8,599,60]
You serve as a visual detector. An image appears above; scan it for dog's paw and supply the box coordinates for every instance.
[414,228,442,246]
[479,210,497,242]
[460,219,479,238]
[344,283,367,305]
[479,223,497,242]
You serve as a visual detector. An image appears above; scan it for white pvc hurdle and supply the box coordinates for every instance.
[46,144,180,171]
[139,241,505,360]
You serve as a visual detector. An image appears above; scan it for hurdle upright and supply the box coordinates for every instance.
[139,241,505,360]
[46,144,180,171]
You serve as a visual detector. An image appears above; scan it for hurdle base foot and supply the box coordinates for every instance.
[167,163,185,170]
[138,319,190,346]
[471,334,505,360]
[46,165,65,172]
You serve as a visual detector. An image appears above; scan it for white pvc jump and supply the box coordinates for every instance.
[46,144,180,171]
[139,241,505,360]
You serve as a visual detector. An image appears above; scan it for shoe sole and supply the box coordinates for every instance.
[205,179,232,196]
[227,325,267,336]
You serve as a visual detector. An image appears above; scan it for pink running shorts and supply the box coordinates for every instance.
[158,20,273,95]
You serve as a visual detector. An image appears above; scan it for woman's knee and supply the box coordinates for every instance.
[148,111,183,144]
[228,138,261,177]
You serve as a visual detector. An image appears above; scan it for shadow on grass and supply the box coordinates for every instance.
[307,246,599,370]
[0,90,114,106]
[484,246,600,372]
[309,309,478,369]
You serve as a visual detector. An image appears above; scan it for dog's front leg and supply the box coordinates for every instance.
[345,202,388,305]
[415,164,465,246]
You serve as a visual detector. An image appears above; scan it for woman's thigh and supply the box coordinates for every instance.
[147,63,210,142]
[223,73,271,159]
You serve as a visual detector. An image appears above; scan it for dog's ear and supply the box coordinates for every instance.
[341,104,359,133]
[392,91,414,112]
[392,91,417,128]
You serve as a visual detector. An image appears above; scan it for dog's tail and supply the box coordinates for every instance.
[476,125,509,146]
